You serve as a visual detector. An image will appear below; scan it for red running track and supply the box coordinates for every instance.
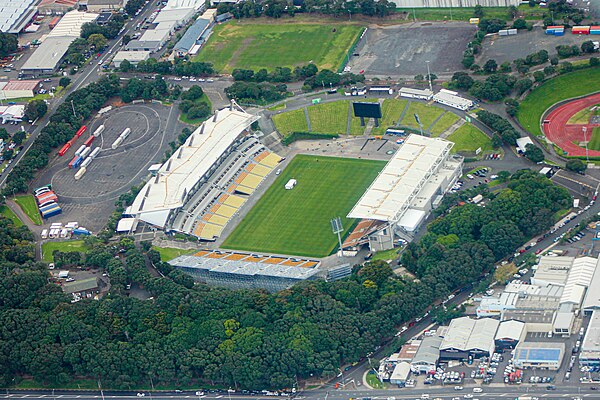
[543,92,600,157]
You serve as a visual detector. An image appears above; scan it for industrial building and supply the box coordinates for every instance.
[0,80,40,99]
[410,335,442,373]
[169,250,320,292]
[37,0,78,15]
[494,320,525,350]
[516,136,534,153]
[0,0,38,33]
[82,0,125,12]
[439,317,499,360]
[433,89,474,111]
[347,134,462,251]
[0,104,24,123]
[112,50,151,67]
[580,310,600,366]
[173,17,210,57]
[399,87,433,100]
[513,342,565,370]
[389,362,411,386]
[20,11,98,76]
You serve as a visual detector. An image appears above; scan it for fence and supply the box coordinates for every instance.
[337,27,367,73]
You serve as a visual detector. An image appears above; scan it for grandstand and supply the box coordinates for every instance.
[128,103,283,240]
[169,250,321,291]
[347,134,462,251]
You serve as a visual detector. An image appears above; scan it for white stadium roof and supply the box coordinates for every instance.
[130,108,258,227]
[348,134,453,222]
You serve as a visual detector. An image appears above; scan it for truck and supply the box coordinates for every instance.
[73,156,83,168]
[83,135,95,147]
[74,145,86,157]
[111,136,123,149]
[93,124,105,137]
[89,147,100,159]
[72,227,91,235]
[41,204,62,219]
[68,156,80,169]
[75,125,87,137]
[80,146,91,158]
[74,166,87,180]
[81,157,93,168]
[41,229,48,239]
[58,142,71,156]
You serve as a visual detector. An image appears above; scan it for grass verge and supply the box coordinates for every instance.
[447,123,492,153]
[0,205,23,227]
[14,194,42,225]
[152,246,191,262]
[42,240,87,263]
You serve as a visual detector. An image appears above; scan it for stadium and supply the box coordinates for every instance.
[126,104,462,290]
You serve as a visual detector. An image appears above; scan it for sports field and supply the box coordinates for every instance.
[430,112,460,136]
[447,123,493,153]
[400,102,445,131]
[589,127,600,151]
[568,104,600,124]
[42,240,88,262]
[194,21,363,73]
[222,155,385,257]
[518,67,600,137]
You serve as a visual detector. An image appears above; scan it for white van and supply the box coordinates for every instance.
[41,229,48,239]
[473,388,483,393]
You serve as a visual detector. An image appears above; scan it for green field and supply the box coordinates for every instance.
[194,21,363,73]
[308,101,350,134]
[222,155,385,257]
[42,240,88,262]
[430,112,461,137]
[272,108,309,136]
[589,127,600,151]
[400,102,445,130]
[0,205,23,227]
[518,67,600,137]
[447,123,493,153]
[372,99,408,135]
[14,194,42,225]
[396,5,544,21]
[152,246,191,262]
[568,104,600,124]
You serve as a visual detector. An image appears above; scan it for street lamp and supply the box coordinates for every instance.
[583,126,590,163]
[426,60,433,93]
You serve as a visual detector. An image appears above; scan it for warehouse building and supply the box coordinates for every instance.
[399,87,433,100]
[0,80,40,99]
[169,250,320,292]
[433,89,473,111]
[516,136,534,154]
[20,11,98,76]
[580,310,600,366]
[82,0,125,12]
[173,17,210,57]
[392,0,518,6]
[583,260,600,315]
[347,134,462,251]
[439,317,499,360]
[389,362,411,386]
[112,50,151,67]
[411,335,442,373]
[513,342,565,370]
[0,0,38,33]
[494,320,525,351]
[37,0,78,15]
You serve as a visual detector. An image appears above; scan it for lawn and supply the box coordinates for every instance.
[152,246,191,262]
[194,21,363,73]
[272,108,309,136]
[14,194,42,225]
[372,99,408,135]
[589,127,600,151]
[307,100,350,135]
[568,104,600,124]
[42,240,88,262]
[400,102,445,130]
[366,371,385,389]
[518,67,600,137]
[447,123,492,153]
[396,5,544,21]
[372,247,401,262]
[430,112,460,137]
[222,155,385,257]
[0,205,23,227]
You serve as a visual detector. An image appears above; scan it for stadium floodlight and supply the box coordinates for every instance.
[331,217,344,256]
[414,113,424,136]
[583,126,589,163]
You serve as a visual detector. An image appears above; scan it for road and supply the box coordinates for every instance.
[0,0,158,189]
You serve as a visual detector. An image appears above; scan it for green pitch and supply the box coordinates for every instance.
[222,155,385,258]
[588,127,600,151]
[193,21,363,73]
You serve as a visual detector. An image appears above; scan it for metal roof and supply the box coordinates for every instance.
[584,262,600,310]
[62,277,98,294]
[348,134,453,222]
[515,342,565,362]
[411,335,442,366]
[440,317,499,354]
[130,109,258,227]
[113,50,151,62]
[494,320,524,342]
[2,80,39,90]
[582,310,600,354]
[174,17,210,52]
[561,256,597,304]
[531,255,573,286]
[0,0,38,33]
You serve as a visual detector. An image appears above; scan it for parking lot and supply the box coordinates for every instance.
[34,103,183,232]
[478,27,593,65]
[346,22,476,78]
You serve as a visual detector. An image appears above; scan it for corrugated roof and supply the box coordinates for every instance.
[411,335,442,366]
[348,134,453,222]
[440,317,498,354]
[561,256,598,305]
[62,277,98,294]
[582,310,600,353]
[174,17,209,52]
[0,0,38,33]
[3,80,39,90]
[495,320,524,341]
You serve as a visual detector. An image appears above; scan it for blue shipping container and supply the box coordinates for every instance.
[72,156,83,168]
[591,30,600,35]
[554,31,565,36]
[38,202,58,213]
[73,228,91,235]
[42,207,62,219]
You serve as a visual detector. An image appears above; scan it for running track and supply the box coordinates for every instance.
[543,92,600,156]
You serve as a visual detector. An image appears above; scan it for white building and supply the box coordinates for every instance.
[516,136,534,153]
[0,0,38,33]
[348,134,462,250]
[112,50,151,67]
[433,89,473,111]
[514,342,565,370]
[581,310,600,366]
[399,87,433,100]
[439,317,499,360]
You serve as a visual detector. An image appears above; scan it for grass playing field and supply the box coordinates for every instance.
[307,101,350,135]
[588,127,600,151]
[400,102,445,131]
[518,67,600,137]
[222,155,385,257]
[447,123,493,153]
[42,240,88,262]
[272,108,308,136]
[371,99,408,136]
[193,20,363,73]
[568,104,600,124]
[430,112,461,137]
[14,194,42,225]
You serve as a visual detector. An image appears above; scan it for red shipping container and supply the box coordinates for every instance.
[58,143,71,156]
[83,135,95,147]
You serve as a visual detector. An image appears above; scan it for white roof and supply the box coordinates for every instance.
[153,8,194,23]
[494,320,524,341]
[21,36,74,71]
[584,259,600,310]
[116,217,137,232]
[390,362,411,382]
[397,208,426,232]
[140,27,171,42]
[440,317,499,354]
[582,310,600,353]
[400,87,433,96]
[163,0,205,9]
[130,109,258,227]
[48,11,99,37]
[348,134,453,222]
[516,136,534,152]
[0,0,37,33]
[561,256,598,305]
[539,167,552,175]
[531,255,574,286]
[433,89,473,108]
[113,50,151,62]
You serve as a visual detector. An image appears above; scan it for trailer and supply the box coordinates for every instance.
[89,147,100,159]
[119,128,131,140]
[68,156,78,169]
[72,228,91,235]
[80,146,91,158]
[74,145,86,157]
[75,126,87,137]
[111,136,123,149]
[41,205,62,219]
[93,124,105,137]
[81,157,93,168]
[41,229,48,239]
[83,135,95,147]
[73,156,83,168]
[572,26,591,34]
[37,195,58,206]
[58,142,71,156]
[74,167,87,180]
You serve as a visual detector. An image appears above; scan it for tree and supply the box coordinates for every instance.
[508,5,518,19]
[499,61,512,73]
[512,18,527,29]
[483,59,498,74]
[533,70,545,83]
[478,18,506,33]
[181,85,204,101]
[582,40,597,54]
[591,57,600,67]
[0,128,8,141]
[119,59,133,73]
[550,56,559,65]
[565,159,587,173]
[12,131,25,146]
[473,4,484,17]
[514,78,533,95]
[524,143,544,163]
[59,77,71,88]
[449,72,474,90]
[0,32,17,57]
[505,98,520,117]
[24,100,48,122]
[494,262,518,282]
[87,33,107,50]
